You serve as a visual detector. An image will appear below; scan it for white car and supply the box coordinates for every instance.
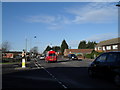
[40,56,45,60]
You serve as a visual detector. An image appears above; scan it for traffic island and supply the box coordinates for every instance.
[14,67,31,70]
[14,61,32,70]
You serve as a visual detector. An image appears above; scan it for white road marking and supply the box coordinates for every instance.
[35,60,67,88]
[34,63,40,69]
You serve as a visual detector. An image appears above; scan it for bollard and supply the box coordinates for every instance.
[22,58,26,68]
[22,49,26,68]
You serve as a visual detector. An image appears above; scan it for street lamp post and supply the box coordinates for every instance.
[116,1,120,50]
[25,38,27,52]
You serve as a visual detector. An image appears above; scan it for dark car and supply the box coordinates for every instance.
[88,51,120,86]
[68,54,78,60]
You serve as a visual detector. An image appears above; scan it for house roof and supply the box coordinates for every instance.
[64,49,93,54]
[2,51,22,53]
[116,1,120,6]
[96,37,120,47]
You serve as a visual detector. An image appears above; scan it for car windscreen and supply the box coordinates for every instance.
[49,53,56,56]
[71,54,76,56]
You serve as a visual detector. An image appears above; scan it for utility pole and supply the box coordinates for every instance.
[25,36,28,62]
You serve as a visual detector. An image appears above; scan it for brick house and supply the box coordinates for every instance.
[95,37,120,52]
[64,49,93,59]
[2,51,22,58]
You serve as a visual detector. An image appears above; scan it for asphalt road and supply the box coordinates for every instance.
[2,58,120,89]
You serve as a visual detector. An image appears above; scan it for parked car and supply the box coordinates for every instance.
[40,56,45,60]
[68,54,78,60]
[88,51,120,86]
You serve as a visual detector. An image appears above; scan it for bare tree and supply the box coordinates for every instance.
[2,41,11,52]
[30,46,39,54]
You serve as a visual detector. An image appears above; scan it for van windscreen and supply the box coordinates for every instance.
[49,53,56,56]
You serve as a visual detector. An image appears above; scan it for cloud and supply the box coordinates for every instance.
[24,14,71,30]
[65,2,118,24]
[2,0,120,2]
[69,40,80,48]
[84,33,118,42]
[48,24,63,30]
[25,15,55,24]
[23,2,118,30]
[46,15,71,30]
[25,14,70,24]
[68,33,118,48]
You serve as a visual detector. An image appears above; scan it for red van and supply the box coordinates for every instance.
[45,50,57,62]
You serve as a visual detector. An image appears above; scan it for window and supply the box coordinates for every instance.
[98,47,102,50]
[103,46,105,51]
[95,47,97,51]
[112,45,118,49]
[106,46,111,50]
[107,53,117,62]
[96,53,107,62]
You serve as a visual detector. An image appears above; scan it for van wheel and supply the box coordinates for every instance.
[54,60,57,63]
[114,75,120,86]
[45,60,49,63]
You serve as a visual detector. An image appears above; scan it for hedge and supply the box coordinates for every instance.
[2,58,22,63]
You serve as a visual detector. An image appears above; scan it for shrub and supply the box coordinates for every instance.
[85,50,104,59]
[76,54,82,57]
[2,58,13,63]
[2,58,22,63]
[64,56,68,58]
[85,54,94,59]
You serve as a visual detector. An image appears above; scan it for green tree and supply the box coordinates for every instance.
[52,46,61,52]
[88,41,97,49]
[78,40,86,49]
[61,40,68,55]
[78,41,97,49]
[86,41,95,49]
[43,45,52,53]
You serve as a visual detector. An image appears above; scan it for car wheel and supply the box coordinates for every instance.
[114,75,120,86]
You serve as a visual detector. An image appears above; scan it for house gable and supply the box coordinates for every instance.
[64,49,93,56]
[95,37,120,52]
